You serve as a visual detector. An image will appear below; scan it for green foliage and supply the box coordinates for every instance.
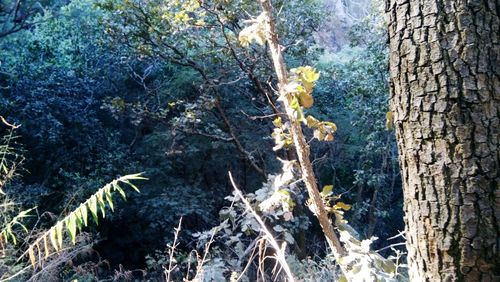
[1,208,34,246]
[0,0,404,280]
[309,3,402,241]
[0,0,132,192]
[0,127,28,248]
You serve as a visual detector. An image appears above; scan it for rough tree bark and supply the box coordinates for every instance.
[387,0,499,281]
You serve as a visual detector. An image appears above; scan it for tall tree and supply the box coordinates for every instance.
[387,0,499,281]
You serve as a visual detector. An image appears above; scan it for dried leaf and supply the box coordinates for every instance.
[28,246,36,268]
[334,202,352,211]
[386,111,393,130]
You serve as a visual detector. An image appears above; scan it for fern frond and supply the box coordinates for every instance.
[21,173,147,268]
[0,207,36,247]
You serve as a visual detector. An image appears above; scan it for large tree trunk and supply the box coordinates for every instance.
[387,0,499,281]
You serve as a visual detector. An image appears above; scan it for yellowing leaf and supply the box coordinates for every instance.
[239,13,267,47]
[238,24,265,47]
[55,221,63,249]
[334,202,351,211]
[386,111,394,130]
[273,117,282,127]
[321,185,333,197]
[299,92,314,108]
[306,115,320,128]
[325,133,334,142]
[302,68,320,83]
[49,228,59,252]
[322,121,337,132]
[338,275,348,282]
[291,66,320,82]
[313,129,324,141]
[28,246,36,268]
[43,236,50,259]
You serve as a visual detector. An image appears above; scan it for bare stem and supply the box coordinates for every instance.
[229,172,295,282]
[257,0,346,260]
[164,217,182,282]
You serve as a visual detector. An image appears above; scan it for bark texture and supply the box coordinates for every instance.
[387,0,499,281]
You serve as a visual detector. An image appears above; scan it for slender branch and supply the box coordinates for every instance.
[375,242,407,253]
[176,128,234,142]
[258,0,347,264]
[215,97,266,177]
[136,11,267,177]
[240,110,283,121]
[204,4,280,114]
[164,217,182,282]
[0,116,20,129]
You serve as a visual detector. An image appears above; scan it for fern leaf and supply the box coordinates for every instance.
[43,235,50,259]
[21,173,146,266]
[55,221,63,250]
[49,227,59,252]
[79,204,88,227]
[28,246,36,268]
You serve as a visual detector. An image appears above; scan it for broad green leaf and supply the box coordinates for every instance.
[322,121,337,132]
